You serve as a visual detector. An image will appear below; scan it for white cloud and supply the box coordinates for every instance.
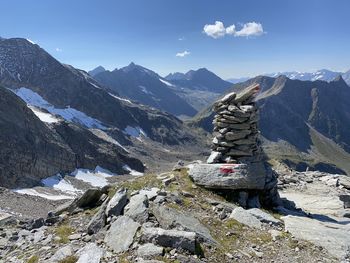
[176,50,190,57]
[203,21,264,38]
[178,37,185,41]
[55,48,62,52]
[225,24,236,35]
[235,22,264,37]
[203,21,227,39]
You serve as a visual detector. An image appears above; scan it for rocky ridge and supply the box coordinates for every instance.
[1,166,349,262]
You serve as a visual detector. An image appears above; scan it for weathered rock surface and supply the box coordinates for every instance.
[137,243,164,259]
[105,188,128,217]
[125,194,149,223]
[189,163,265,190]
[87,197,109,235]
[76,243,104,263]
[104,215,140,253]
[152,205,216,244]
[283,215,350,259]
[141,227,196,253]
[49,245,73,262]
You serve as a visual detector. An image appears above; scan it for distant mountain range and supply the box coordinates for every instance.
[227,69,350,85]
[191,75,350,175]
[91,66,232,116]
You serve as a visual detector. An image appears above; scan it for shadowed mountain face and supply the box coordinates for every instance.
[165,68,232,93]
[94,63,197,117]
[0,38,196,145]
[0,85,143,188]
[191,75,350,174]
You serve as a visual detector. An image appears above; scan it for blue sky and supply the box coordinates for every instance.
[1,0,350,78]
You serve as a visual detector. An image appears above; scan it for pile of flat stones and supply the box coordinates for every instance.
[208,84,260,163]
[189,84,280,208]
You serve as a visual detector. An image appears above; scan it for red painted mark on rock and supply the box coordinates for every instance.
[220,165,237,174]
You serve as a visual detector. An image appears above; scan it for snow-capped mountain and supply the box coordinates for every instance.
[266,69,343,82]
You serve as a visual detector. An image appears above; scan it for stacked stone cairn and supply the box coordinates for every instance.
[208,84,260,163]
[189,84,280,208]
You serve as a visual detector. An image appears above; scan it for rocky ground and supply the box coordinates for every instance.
[0,163,349,263]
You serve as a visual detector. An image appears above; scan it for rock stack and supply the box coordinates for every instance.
[189,84,280,208]
[208,84,260,164]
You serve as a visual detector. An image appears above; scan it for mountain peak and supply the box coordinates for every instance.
[88,66,106,77]
[331,74,348,87]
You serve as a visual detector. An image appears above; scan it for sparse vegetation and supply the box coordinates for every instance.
[55,224,74,244]
[27,255,39,263]
[58,256,78,263]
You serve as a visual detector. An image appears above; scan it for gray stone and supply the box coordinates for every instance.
[125,194,149,223]
[229,207,262,229]
[139,188,160,201]
[339,175,350,189]
[233,84,260,103]
[49,245,73,262]
[282,215,350,260]
[207,151,222,164]
[245,208,281,225]
[104,215,140,253]
[224,130,251,141]
[87,198,109,235]
[217,91,236,104]
[105,188,128,217]
[141,227,196,253]
[340,195,350,208]
[152,205,216,244]
[188,163,266,190]
[77,243,104,263]
[137,243,164,259]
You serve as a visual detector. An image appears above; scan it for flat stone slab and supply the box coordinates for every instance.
[104,215,140,253]
[282,215,350,260]
[188,163,266,190]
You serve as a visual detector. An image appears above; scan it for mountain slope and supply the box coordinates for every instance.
[0,85,75,188]
[0,38,197,145]
[191,76,350,174]
[165,68,232,93]
[94,63,197,117]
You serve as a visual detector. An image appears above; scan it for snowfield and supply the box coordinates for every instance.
[14,87,106,129]
[29,106,60,123]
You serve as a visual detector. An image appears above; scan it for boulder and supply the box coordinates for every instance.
[137,243,164,259]
[105,188,128,217]
[49,245,73,263]
[141,227,196,253]
[87,197,109,235]
[188,163,266,190]
[139,188,160,201]
[76,243,104,263]
[104,215,140,253]
[125,194,149,223]
[339,175,350,190]
[152,205,216,244]
[229,207,262,229]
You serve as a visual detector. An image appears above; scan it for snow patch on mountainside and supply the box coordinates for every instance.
[89,129,129,152]
[108,92,132,104]
[70,167,114,187]
[159,78,175,87]
[41,174,81,194]
[29,106,60,123]
[123,165,143,176]
[123,126,147,141]
[13,189,75,201]
[14,87,106,129]
[139,85,153,95]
